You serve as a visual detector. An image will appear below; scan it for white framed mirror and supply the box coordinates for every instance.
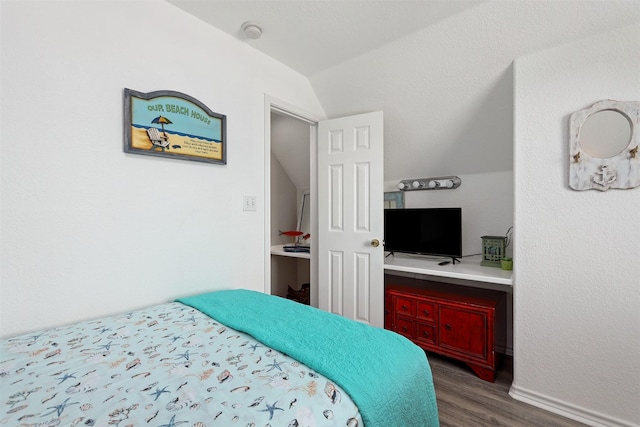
[569,99,639,191]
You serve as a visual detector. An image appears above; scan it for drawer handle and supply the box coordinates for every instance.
[445,323,452,330]
[423,331,430,337]
[402,305,408,311]
[422,309,430,316]
[402,326,408,332]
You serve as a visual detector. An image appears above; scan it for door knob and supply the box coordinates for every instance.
[371,239,380,247]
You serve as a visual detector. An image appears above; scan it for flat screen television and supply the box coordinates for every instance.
[384,208,462,261]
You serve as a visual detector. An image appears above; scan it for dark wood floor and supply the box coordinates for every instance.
[428,353,587,427]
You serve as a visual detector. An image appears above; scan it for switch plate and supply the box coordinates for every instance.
[243,195,256,211]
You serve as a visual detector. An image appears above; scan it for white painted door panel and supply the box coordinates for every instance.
[317,111,384,328]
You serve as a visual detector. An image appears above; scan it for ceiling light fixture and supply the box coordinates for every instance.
[241,21,263,40]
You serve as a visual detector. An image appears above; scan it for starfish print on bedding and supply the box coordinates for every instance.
[266,359,286,372]
[56,372,77,384]
[174,350,197,361]
[27,333,45,341]
[149,386,171,401]
[260,401,285,420]
[184,315,197,324]
[158,414,189,427]
[97,341,118,351]
[42,397,79,417]
[9,332,45,342]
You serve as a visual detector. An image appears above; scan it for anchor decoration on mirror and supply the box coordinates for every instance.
[592,165,616,187]
[569,99,640,191]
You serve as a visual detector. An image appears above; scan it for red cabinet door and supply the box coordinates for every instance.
[439,305,488,360]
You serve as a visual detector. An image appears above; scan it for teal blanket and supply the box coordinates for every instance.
[177,289,439,427]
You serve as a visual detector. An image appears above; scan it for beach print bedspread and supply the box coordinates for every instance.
[0,302,362,426]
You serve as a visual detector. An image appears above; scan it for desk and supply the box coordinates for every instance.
[384,252,513,358]
[270,248,512,285]
[271,244,311,259]
[384,253,512,287]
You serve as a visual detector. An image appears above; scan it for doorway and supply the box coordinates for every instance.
[264,96,320,307]
[264,98,386,326]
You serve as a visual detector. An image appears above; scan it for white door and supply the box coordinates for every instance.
[317,111,384,327]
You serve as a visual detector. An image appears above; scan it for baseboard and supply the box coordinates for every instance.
[509,384,636,427]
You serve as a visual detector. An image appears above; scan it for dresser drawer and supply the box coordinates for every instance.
[416,322,436,345]
[395,296,416,317]
[416,300,435,322]
[395,315,416,339]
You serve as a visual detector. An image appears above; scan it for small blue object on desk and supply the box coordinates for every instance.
[283,245,310,253]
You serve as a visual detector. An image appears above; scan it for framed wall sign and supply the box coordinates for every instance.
[124,89,227,164]
[384,191,404,209]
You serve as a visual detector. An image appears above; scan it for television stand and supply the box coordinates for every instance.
[385,281,505,382]
[384,253,513,287]
[384,252,460,265]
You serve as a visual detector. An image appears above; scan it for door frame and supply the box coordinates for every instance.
[264,95,323,307]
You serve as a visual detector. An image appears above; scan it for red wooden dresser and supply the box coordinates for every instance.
[385,281,505,382]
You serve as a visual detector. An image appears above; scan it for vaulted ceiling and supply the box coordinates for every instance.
[168,0,640,182]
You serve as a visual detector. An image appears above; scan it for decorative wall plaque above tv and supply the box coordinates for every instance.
[124,89,227,165]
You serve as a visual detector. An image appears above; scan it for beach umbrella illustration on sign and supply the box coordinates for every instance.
[152,115,172,138]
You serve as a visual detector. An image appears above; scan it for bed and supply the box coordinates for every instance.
[0,289,439,426]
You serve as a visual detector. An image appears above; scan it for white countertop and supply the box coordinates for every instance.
[384,253,513,286]
[271,244,311,259]
[271,246,513,286]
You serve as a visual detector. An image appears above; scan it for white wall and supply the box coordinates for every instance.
[513,24,640,427]
[270,153,298,245]
[0,1,324,338]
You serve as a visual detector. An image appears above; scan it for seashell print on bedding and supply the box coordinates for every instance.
[0,302,362,426]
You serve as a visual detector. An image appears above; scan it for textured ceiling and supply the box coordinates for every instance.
[168,0,640,181]
[166,0,484,77]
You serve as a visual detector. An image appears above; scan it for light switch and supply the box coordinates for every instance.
[243,195,256,211]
